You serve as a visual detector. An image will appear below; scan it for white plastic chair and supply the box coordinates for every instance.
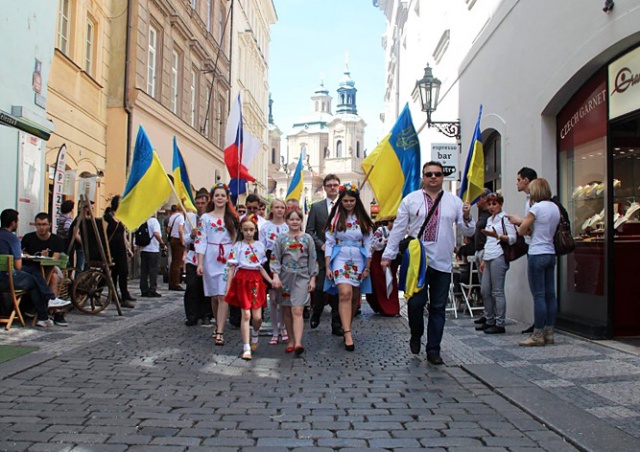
[459,255,483,317]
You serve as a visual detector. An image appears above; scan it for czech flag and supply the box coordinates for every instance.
[172,137,196,212]
[286,150,304,202]
[116,126,172,230]
[224,93,257,182]
[362,104,421,219]
[459,105,485,205]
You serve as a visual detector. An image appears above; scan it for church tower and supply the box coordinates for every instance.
[336,63,357,115]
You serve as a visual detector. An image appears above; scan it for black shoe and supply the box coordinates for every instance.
[124,295,137,302]
[409,336,421,355]
[475,323,491,331]
[521,323,534,334]
[140,291,150,298]
[331,325,344,336]
[121,300,135,309]
[484,325,506,334]
[303,307,310,320]
[184,320,198,326]
[473,316,487,325]
[343,330,354,352]
[169,286,185,291]
[310,314,321,329]
[148,291,162,298]
[427,353,444,365]
[53,313,68,327]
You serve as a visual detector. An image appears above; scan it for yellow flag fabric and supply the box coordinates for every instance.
[116,127,172,230]
[459,105,485,204]
[286,151,304,202]
[402,239,428,300]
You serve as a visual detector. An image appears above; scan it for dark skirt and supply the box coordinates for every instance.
[366,250,400,316]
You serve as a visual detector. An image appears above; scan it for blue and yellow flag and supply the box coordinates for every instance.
[362,104,421,219]
[116,126,172,230]
[459,105,485,204]
[398,239,428,300]
[172,137,196,212]
[286,151,304,202]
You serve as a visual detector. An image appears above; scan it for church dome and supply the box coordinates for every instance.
[314,80,329,95]
[339,70,355,87]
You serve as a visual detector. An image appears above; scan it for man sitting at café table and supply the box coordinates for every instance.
[0,209,70,328]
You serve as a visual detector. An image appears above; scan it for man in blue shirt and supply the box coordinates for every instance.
[0,209,70,327]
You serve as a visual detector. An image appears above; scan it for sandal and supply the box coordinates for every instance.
[280,327,289,343]
[251,329,260,351]
[269,335,279,345]
[214,332,225,346]
[241,350,252,360]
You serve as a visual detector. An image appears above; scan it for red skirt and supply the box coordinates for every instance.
[226,268,267,310]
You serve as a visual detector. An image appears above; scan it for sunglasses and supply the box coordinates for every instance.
[423,171,444,178]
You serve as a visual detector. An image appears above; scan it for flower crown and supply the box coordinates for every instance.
[243,213,259,225]
[211,182,230,195]
[339,182,360,196]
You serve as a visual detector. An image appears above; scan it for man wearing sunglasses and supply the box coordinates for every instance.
[381,162,475,365]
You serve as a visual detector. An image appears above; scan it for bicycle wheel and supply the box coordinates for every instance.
[71,270,111,314]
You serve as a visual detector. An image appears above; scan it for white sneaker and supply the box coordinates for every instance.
[36,319,54,328]
[48,298,72,309]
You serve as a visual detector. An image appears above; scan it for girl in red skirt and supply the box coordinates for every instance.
[225,215,274,360]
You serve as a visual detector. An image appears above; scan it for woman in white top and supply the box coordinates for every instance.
[517,178,561,347]
[479,193,517,334]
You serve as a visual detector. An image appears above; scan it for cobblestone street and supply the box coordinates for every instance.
[1,285,639,451]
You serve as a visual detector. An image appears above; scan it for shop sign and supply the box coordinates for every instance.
[609,46,640,120]
[431,143,459,180]
[557,70,607,150]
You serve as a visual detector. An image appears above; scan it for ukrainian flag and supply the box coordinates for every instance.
[362,104,421,219]
[459,105,485,204]
[116,126,172,230]
[172,137,196,212]
[398,239,427,300]
[286,150,304,202]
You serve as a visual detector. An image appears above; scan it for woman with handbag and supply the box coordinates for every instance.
[517,178,561,346]
[478,193,517,334]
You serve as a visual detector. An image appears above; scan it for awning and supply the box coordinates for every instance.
[0,107,54,141]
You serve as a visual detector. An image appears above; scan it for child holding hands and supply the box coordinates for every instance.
[225,215,274,360]
[270,207,318,355]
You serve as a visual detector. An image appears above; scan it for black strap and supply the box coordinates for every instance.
[417,191,444,241]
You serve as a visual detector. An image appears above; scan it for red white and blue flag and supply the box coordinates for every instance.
[224,93,258,182]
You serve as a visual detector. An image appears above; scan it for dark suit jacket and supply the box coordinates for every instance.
[305,199,330,270]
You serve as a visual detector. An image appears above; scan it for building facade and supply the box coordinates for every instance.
[0,1,57,236]
[231,0,277,196]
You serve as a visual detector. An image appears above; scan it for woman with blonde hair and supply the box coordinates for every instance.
[517,178,561,346]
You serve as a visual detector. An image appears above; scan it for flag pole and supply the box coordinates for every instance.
[164,172,196,229]
[360,165,375,190]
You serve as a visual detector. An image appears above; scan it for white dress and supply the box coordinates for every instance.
[259,221,289,252]
[325,214,373,287]
[194,213,235,296]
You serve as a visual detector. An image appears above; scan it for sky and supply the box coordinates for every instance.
[268,0,387,161]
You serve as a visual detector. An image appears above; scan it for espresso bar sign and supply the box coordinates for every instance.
[609,46,640,120]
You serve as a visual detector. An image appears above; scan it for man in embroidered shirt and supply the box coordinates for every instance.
[381,162,475,365]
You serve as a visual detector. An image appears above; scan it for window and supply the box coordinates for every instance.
[58,0,71,54]
[85,19,95,76]
[356,141,360,159]
[271,148,276,164]
[483,131,502,192]
[190,69,197,127]
[191,0,197,9]
[147,26,158,97]
[218,5,225,44]
[336,140,343,158]
[206,0,212,32]
[171,50,180,114]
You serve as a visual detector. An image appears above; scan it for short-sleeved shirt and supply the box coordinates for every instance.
[168,213,185,239]
[528,201,561,255]
[56,214,73,240]
[142,218,162,253]
[21,232,65,256]
[0,228,21,280]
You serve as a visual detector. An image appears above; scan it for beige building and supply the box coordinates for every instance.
[267,94,283,194]
[105,0,233,208]
[47,0,117,213]
[231,0,277,196]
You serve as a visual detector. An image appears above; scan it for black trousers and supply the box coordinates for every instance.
[184,264,212,322]
[312,265,340,327]
[140,251,160,294]
[111,248,131,300]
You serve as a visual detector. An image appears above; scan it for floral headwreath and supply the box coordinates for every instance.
[243,213,259,225]
[339,182,360,196]
[211,182,230,195]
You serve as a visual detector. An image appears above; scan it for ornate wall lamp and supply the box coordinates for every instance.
[416,64,461,140]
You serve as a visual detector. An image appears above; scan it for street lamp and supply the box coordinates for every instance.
[416,64,461,140]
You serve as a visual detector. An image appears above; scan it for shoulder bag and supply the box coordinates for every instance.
[396,191,444,260]
[554,206,575,256]
[499,217,528,262]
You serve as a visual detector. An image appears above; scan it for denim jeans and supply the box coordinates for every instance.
[527,253,557,329]
[407,266,451,355]
[481,255,509,327]
[12,270,52,320]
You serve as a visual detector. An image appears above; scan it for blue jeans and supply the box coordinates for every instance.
[481,255,509,327]
[527,254,557,329]
[12,269,53,321]
[407,266,451,355]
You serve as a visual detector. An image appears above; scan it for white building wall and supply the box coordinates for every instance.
[457,0,640,323]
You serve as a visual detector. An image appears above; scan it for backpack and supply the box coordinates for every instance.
[134,221,152,247]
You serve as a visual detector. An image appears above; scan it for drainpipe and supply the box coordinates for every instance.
[124,0,134,172]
